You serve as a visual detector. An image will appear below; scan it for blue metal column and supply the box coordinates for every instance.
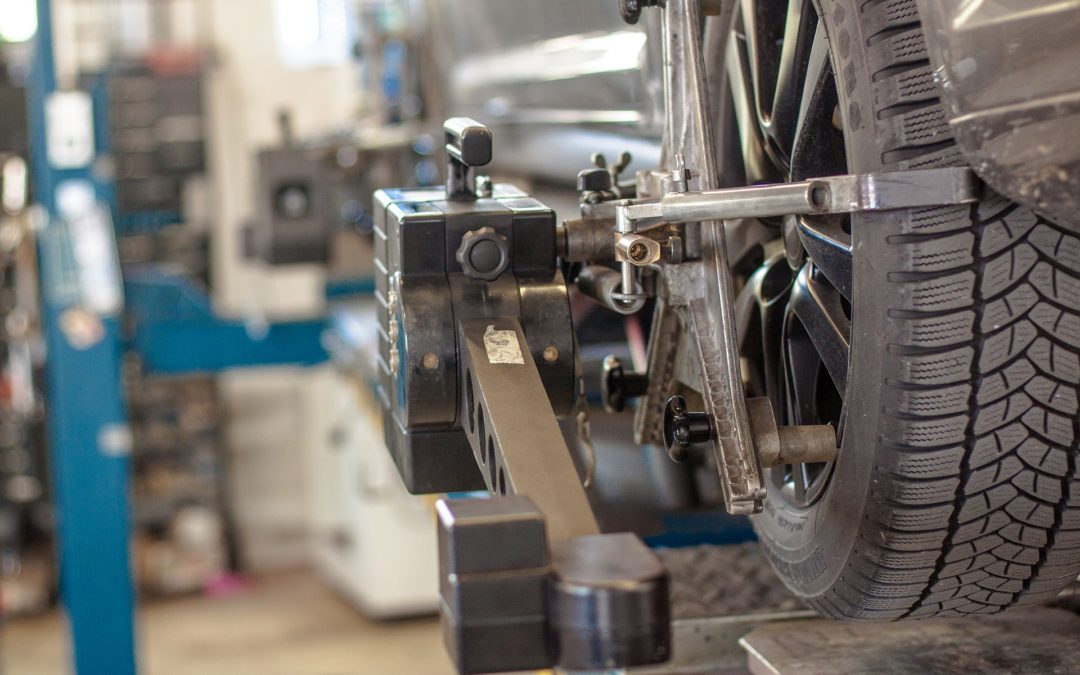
[27,0,137,673]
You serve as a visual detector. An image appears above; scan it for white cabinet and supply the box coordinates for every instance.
[301,366,438,619]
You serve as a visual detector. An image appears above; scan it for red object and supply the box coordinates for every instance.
[143,48,203,77]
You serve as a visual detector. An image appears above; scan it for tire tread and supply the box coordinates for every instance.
[797,0,1080,620]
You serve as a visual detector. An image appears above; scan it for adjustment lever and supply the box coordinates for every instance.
[444,117,493,200]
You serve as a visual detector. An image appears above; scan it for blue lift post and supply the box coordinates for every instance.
[26,0,138,672]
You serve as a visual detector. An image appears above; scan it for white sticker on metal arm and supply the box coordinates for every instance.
[483,325,524,365]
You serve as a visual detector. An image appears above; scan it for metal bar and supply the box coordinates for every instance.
[27,1,137,673]
[458,318,600,541]
[657,181,822,222]
[614,199,637,298]
[660,0,765,515]
[625,167,980,227]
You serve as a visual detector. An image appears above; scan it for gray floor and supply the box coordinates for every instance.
[2,571,455,675]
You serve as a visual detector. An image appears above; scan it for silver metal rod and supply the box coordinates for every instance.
[621,261,635,295]
[622,168,979,228]
[614,200,644,298]
[660,181,822,223]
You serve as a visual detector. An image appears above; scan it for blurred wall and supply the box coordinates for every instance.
[204,0,360,320]
[202,0,361,571]
[43,0,366,572]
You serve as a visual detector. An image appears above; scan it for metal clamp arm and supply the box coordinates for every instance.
[458,317,599,541]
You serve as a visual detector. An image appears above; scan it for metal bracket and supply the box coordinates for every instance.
[649,0,767,516]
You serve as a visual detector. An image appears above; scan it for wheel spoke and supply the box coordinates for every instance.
[770,0,818,162]
[743,247,793,410]
[783,301,819,423]
[793,463,808,502]
[726,32,777,183]
[798,216,852,300]
[790,265,850,395]
[740,0,786,125]
[789,20,833,175]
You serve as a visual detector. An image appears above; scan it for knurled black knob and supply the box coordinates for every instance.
[601,356,649,413]
[662,395,714,462]
[456,227,511,281]
[577,168,612,194]
[619,0,660,25]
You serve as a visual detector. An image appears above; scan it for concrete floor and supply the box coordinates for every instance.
[2,571,455,675]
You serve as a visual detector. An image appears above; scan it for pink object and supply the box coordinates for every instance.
[204,573,249,598]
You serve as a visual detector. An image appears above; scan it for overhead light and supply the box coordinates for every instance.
[0,0,37,43]
[274,0,320,49]
[273,0,352,69]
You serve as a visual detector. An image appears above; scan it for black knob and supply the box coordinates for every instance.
[456,227,511,281]
[619,0,659,25]
[601,356,648,413]
[662,396,714,462]
[577,168,612,194]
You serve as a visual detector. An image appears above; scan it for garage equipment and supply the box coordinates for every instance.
[374,119,673,672]
[375,111,988,672]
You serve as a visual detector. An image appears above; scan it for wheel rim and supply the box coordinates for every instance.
[728,0,851,509]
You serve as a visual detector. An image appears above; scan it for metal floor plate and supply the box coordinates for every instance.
[740,607,1080,675]
[658,544,804,619]
[627,611,815,675]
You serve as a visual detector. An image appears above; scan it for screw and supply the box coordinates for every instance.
[542,345,560,363]
[422,352,439,370]
[669,154,691,193]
